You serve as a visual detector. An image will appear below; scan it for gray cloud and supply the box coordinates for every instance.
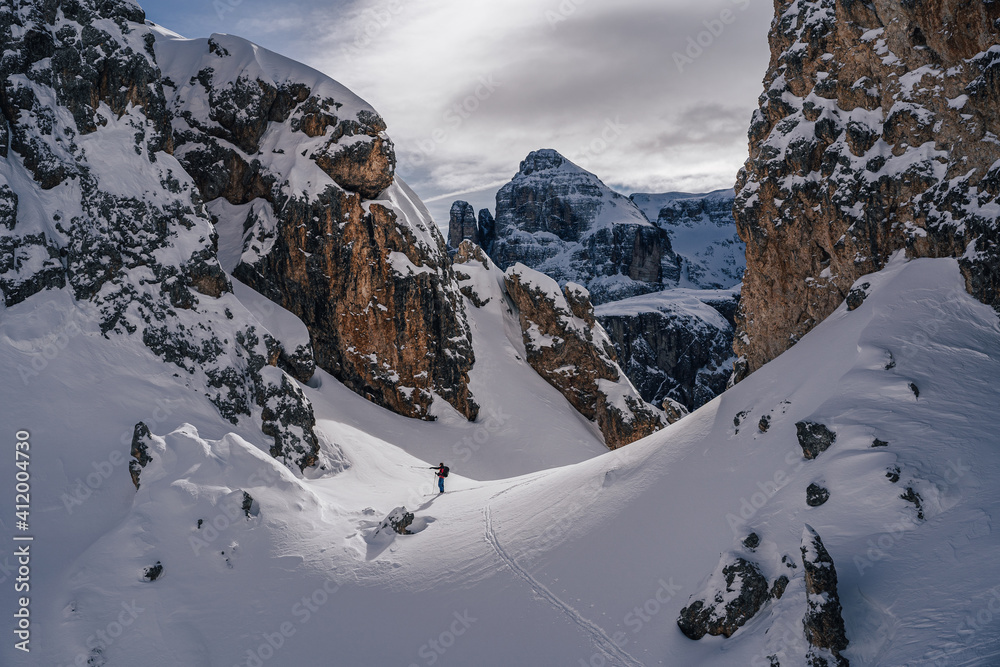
[141,0,774,227]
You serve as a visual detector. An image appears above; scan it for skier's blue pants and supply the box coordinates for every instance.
[438,477,444,493]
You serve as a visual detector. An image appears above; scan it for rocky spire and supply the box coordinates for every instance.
[801,525,850,666]
[477,208,495,250]
[448,200,479,249]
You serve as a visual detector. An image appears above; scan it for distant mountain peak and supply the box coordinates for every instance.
[519,148,571,175]
[470,149,678,304]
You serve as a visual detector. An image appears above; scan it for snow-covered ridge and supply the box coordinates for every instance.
[594,286,738,330]
[631,189,745,290]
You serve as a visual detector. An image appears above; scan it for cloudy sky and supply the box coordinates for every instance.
[141,0,773,224]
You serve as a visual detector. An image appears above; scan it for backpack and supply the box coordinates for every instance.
[441,466,450,478]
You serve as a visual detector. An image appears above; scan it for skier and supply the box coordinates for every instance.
[431,462,449,493]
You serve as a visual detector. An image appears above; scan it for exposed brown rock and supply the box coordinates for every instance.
[236,197,478,422]
[503,264,664,448]
[312,134,394,200]
[454,239,491,268]
[734,0,1000,381]
[167,37,478,422]
[662,398,689,424]
[453,240,493,307]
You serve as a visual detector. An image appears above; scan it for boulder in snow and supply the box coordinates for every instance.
[806,483,830,507]
[677,555,769,640]
[845,283,871,311]
[143,561,163,582]
[758,415,771,433]
[375,507,415,537]
[796,422,837,460]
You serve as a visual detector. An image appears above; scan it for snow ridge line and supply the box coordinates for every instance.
[483,501,643,667]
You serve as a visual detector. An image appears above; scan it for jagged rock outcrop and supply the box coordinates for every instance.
[448,200,479,249]
[485,149,680,304]
[453,240,493,307]
[631,189,745,289]
[129,422,156,490]
[797,421,837,460]
[734,0,1000,381]
[155,30,478,422]
[801,525,850,666]
[502,263,665,448]
[677,555,770,640]
[258,366,321,470]
[0,0,339,473]
[595,288,738,412]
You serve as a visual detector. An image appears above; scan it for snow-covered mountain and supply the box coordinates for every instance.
[7,250,1000,665]
[451,158,745,415]
[631,189,745,290]
[3,1,1000,666]
[475,149,681,305]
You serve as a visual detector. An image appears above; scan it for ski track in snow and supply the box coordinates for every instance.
[484,486,643,667]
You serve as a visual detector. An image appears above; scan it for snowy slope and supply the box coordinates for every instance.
[5,255,999,666]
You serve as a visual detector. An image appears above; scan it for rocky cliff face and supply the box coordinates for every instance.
[595,288,738,412]
[484,149,680,304]
[500,262,665,448]
[631,189,745,289]
[734,0,1000,380]
[154,30,478,421]
[448,200,479,249]
[0,0,339,471]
